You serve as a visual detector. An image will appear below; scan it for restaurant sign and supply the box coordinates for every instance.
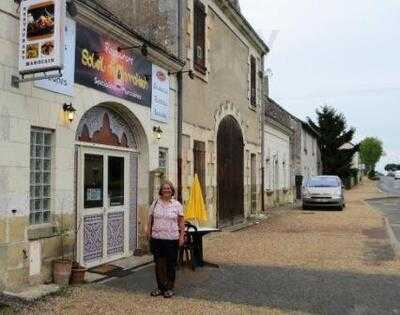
[151,65,170,123]
[75,23,152,107]
[19,0,66,74]
[34,18,76,96]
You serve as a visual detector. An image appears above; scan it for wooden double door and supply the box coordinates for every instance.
[217,116,244,227]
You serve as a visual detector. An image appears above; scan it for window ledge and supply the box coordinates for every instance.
[28,224,58,240]
[194,63,207,74]
[248,104,257,112]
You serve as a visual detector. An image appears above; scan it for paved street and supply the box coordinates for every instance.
[18,179,400,315]
[367,176,400,247]
[378,176,400,196]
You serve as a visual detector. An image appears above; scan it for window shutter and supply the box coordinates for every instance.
[250,56,256,106]
[194,0,206,73]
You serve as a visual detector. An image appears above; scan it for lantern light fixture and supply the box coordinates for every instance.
[63,103,76,122]
[153,126,163,140]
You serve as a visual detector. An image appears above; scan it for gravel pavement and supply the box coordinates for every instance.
[16,179,400,315]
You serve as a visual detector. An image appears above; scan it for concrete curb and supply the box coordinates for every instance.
[383,217,400,259]
[2,284,61,303]
[90,260,154,284]
[363,199,400,259]
[225,214,270,233]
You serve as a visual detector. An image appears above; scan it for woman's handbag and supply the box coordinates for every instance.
[148,199,158,254]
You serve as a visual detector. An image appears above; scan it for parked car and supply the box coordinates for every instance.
[395,171,400,180]
[302,175,344,210]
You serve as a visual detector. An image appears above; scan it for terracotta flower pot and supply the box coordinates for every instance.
[53,259,72,286]
[70,266,86,285]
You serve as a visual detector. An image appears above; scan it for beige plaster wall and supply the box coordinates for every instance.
[180,1,265,225]
[0,4,178,290]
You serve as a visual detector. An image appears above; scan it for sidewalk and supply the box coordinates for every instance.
[16,179,400,314]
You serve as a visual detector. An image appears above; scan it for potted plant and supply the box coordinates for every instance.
[69,217,86,285]
[53,213,72,286]
[266,189,273,196]
[282,188,288,194]
[70,261,86,285]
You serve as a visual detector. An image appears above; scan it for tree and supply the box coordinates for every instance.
[307,106,358,179]
[359,137,384,173]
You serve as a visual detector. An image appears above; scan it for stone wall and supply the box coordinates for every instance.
[93,0,180,56]
[180,0,266,223]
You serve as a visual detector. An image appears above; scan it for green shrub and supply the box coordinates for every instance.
[368,170,376,179]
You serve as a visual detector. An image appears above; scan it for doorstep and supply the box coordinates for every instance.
[85,254,154,284]
[2,284,60,303]
[223,213,270,232]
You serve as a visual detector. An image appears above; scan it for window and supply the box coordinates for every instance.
[250,56,256,106]
[30,128,53,225]
[312,138,316,156]
[193,0,206,73]
[193,141,206,199]
[159,147,168,176]
[303,133,308,154]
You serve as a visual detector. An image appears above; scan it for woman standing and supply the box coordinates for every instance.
[147,180,185,298]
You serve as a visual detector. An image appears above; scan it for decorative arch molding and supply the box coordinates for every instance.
[76,106,136,149]
[214,100,247,145]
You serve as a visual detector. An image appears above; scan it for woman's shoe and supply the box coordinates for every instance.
[150,288,163,297]
[163,290,175,298]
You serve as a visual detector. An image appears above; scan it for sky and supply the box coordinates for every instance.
[240,0,400,172]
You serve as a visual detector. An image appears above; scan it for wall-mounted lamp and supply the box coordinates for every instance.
[153,126,163,140]
[63,103,76,122]
[66,0,78,17]
[117,44,148,57]
[168,70,195,80]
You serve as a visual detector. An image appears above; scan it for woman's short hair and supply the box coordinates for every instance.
[158,180,176,196]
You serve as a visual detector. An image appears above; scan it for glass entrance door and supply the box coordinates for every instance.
[78,147,130,267]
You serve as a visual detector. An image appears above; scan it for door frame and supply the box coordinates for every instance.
[76,142,137,268]
[217,115,244,227]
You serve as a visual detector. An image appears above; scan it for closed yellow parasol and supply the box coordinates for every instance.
[184,174,208,222]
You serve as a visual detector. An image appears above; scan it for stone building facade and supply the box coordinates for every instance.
[0,1,183,291]
[0,0,269,291]
[263,98,294,207]
[88,1,269,227]
[180,0,268,226]
[290,116,322,199]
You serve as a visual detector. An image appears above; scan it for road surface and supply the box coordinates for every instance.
[368,176,400,246]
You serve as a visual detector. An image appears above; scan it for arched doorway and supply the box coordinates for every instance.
[217,115,244,227]
[75,105,141,267]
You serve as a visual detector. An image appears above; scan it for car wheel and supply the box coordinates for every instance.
[337,205,343,211]
[302,205,308,210]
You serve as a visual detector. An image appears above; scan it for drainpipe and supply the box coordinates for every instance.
[261,54,267,212]
[177,0,183,202]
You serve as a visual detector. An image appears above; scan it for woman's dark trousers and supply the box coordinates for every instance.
[152,238,179,292]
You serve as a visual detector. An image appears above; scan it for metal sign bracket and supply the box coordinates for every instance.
[11,70,62,88]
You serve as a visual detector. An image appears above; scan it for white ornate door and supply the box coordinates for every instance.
[77,146,130,268]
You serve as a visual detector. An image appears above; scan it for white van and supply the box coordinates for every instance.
[395,170,400,180]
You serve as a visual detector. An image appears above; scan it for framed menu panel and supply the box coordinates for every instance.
[19,0,66,74]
